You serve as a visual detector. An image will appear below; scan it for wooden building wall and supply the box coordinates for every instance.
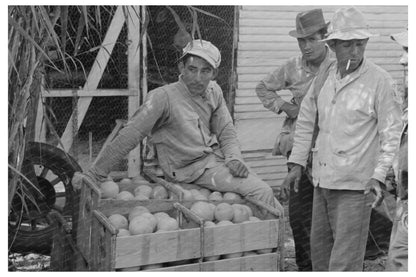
[235,5,408,190]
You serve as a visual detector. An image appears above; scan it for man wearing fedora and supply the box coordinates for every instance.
[386,28,408,271]
[283,7,402,270]
[79,39,282,215]
[256,9,333,271]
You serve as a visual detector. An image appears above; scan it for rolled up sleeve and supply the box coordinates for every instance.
[255,66,287,114]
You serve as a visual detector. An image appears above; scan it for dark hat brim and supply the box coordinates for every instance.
[289,22,330,38]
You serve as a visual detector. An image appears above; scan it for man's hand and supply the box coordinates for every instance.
[364,178,386,208]
[280,164,302,200]
[226,159,249,178]
[280,102,299,119]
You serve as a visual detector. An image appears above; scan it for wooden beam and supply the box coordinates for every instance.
[127,5,142,178]
[42,89,138,98]
[60,6,125,152]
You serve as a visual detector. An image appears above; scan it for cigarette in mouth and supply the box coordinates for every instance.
[346,59,351,71]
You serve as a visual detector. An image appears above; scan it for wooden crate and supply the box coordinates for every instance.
[73,173,285,271]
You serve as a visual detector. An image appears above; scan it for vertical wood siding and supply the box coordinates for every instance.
[235,5,408,189]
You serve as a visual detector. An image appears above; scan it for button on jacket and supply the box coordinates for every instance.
[92,77,243,183]
[289,58,402,190]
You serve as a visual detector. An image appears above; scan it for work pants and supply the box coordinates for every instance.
[289,173,313,271]
[311,187,372,271]
[193,162,281,217]
[386,199,408,271]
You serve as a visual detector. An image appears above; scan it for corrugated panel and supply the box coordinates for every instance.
[235,5,407,188]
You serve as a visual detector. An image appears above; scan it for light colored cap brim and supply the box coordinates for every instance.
[391,31,408,47]
[180,49,218,69]
[322,29,378,41]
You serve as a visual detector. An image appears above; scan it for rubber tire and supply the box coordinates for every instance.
[9,142,81,255]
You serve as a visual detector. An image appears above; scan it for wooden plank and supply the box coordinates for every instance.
[241,5,407,14]
[203,220,279,256]
[234,111,279,120]
[236,89,291,98]
[151,253,278,271]
[127,6,142,178]
[239,42,403,51]
[42,89,137,97]
[239,10,407,20]
[60,6,125,152]
[115,228,201,268]
[239,26,408,36]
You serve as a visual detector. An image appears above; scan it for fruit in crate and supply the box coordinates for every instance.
[223,192,242,201]
[190,201,214,221]
[214,203,234,221]
[116,191,134,200]
[199,188,211,198]
[128,206,150,221]
[249,216,261,222]
[117,228,131,237]
[140,213,158,229]
[151,185,169,199]
[108,214,128,230]
[156,217,179,232]
[180,189,193,201]
[242,205,253,217]
[134,184,153,198]
[129,215,156,235]
[134,194,149,200]
[190,189,208,200]
[231,204,249,223]
[204,221,216,227]
[100,180,120,199]
[154,212,170,222]
[216,220,233,226]
[119,178,133,186]
[208,191,223,201]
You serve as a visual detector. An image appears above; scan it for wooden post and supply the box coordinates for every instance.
[59,6,125,152]
[127,5,142,178]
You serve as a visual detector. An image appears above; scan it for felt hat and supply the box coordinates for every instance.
[289,9,329,38]
[323,6,378,41]
[181,39,221,69]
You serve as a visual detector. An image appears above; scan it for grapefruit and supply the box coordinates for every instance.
[199,188,212,198]
[134,184,152,198]
[116,191,134,200]
[134,194,149,200]
[190,201,214,221]
[117,228,131,237]
[128,206,150,221]
[100,180,120,199]
[119,178,133,187]
[223,192,242,201]
[204,221,216,228]
[129,215,155,235]
[153,212,170,223]
[182,189,194,201]
[151,185,169,199]
[156,217,179,232]
[214,203,234,222]
[140,213,158,230]
[216,220,234,226]
[232,204,249,223]
[108,214,128,230]
[241,205,253,217]
[208,191,223,201]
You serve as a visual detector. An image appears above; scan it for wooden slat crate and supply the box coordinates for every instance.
[72,172,285,271]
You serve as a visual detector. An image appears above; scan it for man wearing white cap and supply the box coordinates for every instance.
[256,9,333,271]
[386,28,408,271]
[84,39,282,214]
[283,7,402,270]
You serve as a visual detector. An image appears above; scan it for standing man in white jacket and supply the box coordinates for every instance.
[283,7,402,271]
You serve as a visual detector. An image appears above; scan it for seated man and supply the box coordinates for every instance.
[83,39,282,215]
